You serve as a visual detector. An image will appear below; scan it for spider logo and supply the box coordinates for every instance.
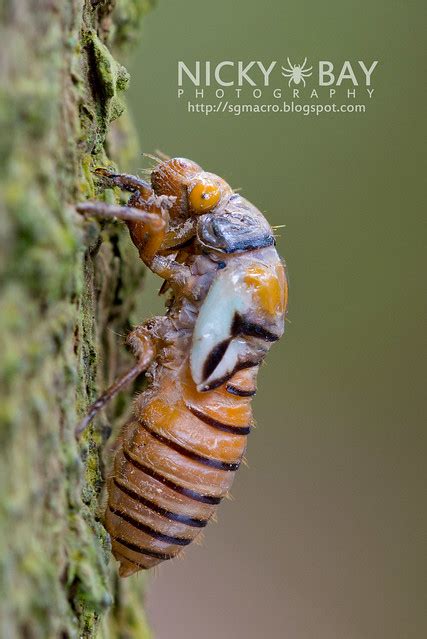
[281,58,313,87]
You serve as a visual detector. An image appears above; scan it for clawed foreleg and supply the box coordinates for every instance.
[76,201,165,227]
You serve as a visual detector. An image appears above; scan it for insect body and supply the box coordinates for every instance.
[77,157,288,576]
[281,57,313,87]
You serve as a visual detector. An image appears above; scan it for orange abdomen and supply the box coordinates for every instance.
[105,363,258,576]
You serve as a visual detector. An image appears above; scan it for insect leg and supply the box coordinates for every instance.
[79,207,190,306]
[76,201,165,227]
[76,326,156,438]
[77,200,168,265]
[94,168,153,197]
[149,254,191,287]
[149,254,210,303]
[78,201,196,292]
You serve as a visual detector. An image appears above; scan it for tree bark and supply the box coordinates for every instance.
[0,2,153,637]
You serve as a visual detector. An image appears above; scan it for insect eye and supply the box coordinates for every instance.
[189,181,221,214]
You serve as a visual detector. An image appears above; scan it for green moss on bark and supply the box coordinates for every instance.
[0,2,152,637]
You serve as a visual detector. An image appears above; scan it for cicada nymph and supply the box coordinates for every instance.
[77,157,288,576]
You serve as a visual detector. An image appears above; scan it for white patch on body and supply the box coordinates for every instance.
[190,265,251,390]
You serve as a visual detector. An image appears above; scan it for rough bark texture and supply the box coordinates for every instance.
[0,1,153,637]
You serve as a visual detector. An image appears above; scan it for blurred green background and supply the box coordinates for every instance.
[123,1,426,637]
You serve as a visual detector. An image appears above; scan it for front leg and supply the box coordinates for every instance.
[77,199,194,294]
[93,168,152,198]
[77,200,168,265]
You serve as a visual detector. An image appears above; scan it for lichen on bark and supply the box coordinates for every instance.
[0,2,153,637]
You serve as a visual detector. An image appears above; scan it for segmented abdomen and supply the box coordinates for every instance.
[105,363,258,576]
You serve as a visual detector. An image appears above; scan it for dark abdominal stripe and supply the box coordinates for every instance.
[200,359,260,393]
[123,448,222,504]
[108,503,193,546]
[140,420,241,471]
[187,404,251,435]
[113,477,209,528]
[114,536,176,561]
[226,384,257,397]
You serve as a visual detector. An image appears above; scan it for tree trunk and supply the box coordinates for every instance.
[0,2,153,637]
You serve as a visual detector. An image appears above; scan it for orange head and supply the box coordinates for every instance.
[151,157,233,220]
